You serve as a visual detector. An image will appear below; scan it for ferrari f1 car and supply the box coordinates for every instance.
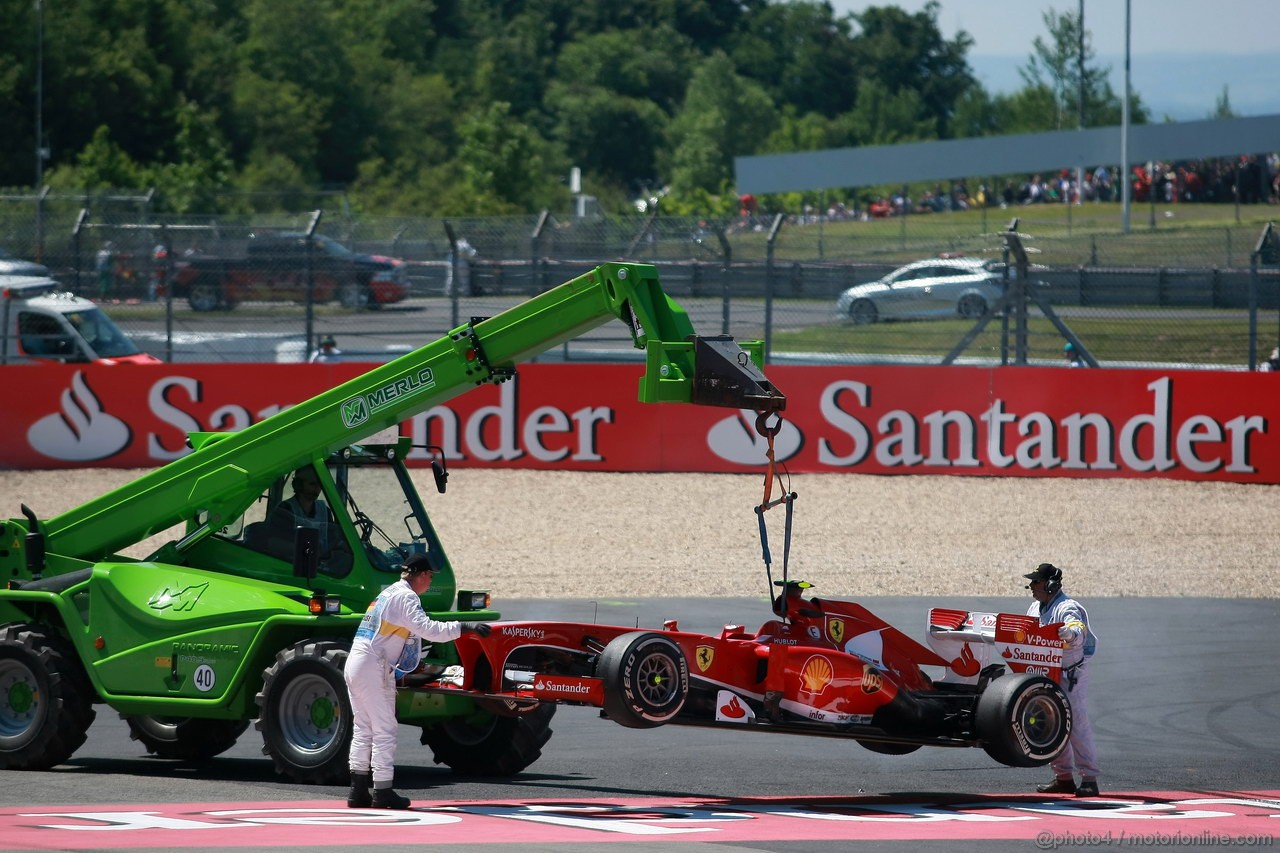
[415,579,1073,768]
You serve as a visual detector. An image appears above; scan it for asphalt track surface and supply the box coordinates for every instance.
[3,596,1278,852]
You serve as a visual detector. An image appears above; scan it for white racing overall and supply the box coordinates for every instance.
[345,580,461,785]
[1028,591,1100,780]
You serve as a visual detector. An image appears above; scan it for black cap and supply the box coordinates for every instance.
[400,553,435,576]
[1023,562,1061,582]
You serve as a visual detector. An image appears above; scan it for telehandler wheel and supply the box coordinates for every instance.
[597,631,689,728]
[0,623,96,770]
[255,639,352,784]
[421,703,555,777]
[122,715,250,761]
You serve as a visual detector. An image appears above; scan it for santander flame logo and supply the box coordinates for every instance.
[950,642,981,677]
[719,695,747,719]
[706,410,803,465]
[28,372,131,461]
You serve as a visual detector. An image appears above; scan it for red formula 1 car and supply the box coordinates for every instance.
[421,579,1073,768]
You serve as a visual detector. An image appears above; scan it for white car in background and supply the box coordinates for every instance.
[836,257,1016,324]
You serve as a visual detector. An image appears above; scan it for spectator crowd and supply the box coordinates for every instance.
[747,153,1280,225]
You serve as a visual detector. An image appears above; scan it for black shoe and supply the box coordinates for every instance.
[371,787,412,809]
[346,771,372,808]
[1075,778,1100,797]
[1036,777,1077,795]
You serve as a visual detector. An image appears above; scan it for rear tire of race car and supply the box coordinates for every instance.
[597,631,689,729]
[255,638,352,784]
[849,299,878,325]
[122,715,250,761]
[420,703,555,777]
[975,673,1072,767]
[0,624,96,770]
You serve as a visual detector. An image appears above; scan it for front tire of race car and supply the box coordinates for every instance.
[420,703,555,776]
[597,631,689,729]
[975,673,1072,767]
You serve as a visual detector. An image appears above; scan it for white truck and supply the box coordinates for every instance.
[0,276,158,365]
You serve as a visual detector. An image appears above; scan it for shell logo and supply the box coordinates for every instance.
[1014,628,1027,643]
[861,664,883,694]
[799,655,834,694]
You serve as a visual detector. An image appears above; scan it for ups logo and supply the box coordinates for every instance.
[861,664,883,695]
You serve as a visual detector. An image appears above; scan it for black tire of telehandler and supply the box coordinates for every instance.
[420,703,555,777]
[122,715,251,761]
[975,672,1072,767]
[597,631,690,729]
[255,638,352,784]
[0,623,96,770]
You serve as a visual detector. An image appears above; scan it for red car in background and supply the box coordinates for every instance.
[169,232,409,311]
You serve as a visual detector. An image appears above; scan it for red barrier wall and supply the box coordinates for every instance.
[1,363,1276,482]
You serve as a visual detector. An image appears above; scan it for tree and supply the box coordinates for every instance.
[1212,86,1235,120]
[837,79,934,147]
[46,125,145,190]
[148,99,233,213]
[729,1,859,118]
[1017,6,1147,131]
[456,101,568,213]
[545,27,692,191]
[847,1,974,139]
[664,52,777,195]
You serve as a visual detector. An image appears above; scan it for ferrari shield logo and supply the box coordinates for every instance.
[827,618,845,644]
[695,645,715,672]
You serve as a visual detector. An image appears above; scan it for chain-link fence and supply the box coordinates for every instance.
[1,192,1276,369]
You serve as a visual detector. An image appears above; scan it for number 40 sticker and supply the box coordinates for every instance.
[193,664,216,692]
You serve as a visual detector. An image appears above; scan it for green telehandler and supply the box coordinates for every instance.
[0,263,784,782]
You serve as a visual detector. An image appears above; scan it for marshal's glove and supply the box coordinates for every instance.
[460,621,492,637]
[1057,624,1075,641]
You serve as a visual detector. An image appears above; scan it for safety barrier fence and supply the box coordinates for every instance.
[1,198,1277,369]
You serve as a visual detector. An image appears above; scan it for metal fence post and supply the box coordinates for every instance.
[160,224,174,363]
[71,208,89,293]
[531,210,549,293]
[35,186,50,263]
[764,213,784,360]
[444,220,459,329]
[303,210,322,357]
[717,228,732,336]
[1248,248,1258,369]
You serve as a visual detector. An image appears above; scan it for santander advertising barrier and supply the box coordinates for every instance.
[1,363,1276,483]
